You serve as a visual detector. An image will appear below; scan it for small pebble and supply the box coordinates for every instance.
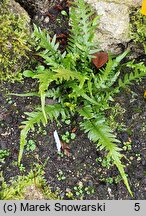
[130,156,134,161]
[34,15,38,20]
[66,188,71,192]
[40,16,44,21]
[44,16,50,23]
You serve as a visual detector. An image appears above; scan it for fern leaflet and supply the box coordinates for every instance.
[68,0,99,60]
[115,61,146,93]
[18,104,67,164]
[80,116,132,196]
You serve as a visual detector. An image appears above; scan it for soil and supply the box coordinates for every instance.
[0,0,146,200]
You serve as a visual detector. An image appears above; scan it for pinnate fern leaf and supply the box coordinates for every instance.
[116,61,146,91]
[33,24,62,66]
[53,67,87,84]
[97,51,129,89]
[18,104,67,164]
[53,67,80,81]
[33,69,55,122]
[80,117,132,196]
[68,0,99,59]
[33,24,59,54]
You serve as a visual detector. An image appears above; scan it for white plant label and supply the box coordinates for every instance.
[53,130,61,152]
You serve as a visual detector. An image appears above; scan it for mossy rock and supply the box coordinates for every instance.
[0,0,32,81]
[0,164,59,200]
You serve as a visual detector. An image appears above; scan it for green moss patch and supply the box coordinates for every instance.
[0,0,32,81]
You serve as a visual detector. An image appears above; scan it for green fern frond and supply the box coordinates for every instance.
[18,108,46,165]
[53,67,88,84]
[33,24,62,66]
[45,88,61,100]
[18,104,67,164]
[34,69,55,122]
[116,61,146,92]
[34,69,54,93]
[61,53,78,70]
[78,105,95,119]
[68,0,99,60]
[80,116,132,196]
[41,92,47,123]
[33,24,59,54]
[53,67,79,81]
[97,51,129,89]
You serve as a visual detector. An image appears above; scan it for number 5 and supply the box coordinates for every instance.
[134,203,140,211]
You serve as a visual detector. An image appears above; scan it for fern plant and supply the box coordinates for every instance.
[15,0,146,196]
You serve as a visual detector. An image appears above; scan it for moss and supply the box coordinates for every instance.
[0,0,32,81]
[0,163,59,200]
[130,9,146,53]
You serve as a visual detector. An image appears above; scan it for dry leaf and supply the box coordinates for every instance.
[92,52,108,69]
[71,127,77,133]
[61,141,71,157]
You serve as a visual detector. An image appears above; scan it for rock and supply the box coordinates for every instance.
[15,0,69,35]
[24,184,45,200]
[86,0,142,7]
[95,2,130,53]
[14,0,142,54]
[15,0,51,17]
[8,0,31,23]
[85,0,142,54]
[44,16,50,23]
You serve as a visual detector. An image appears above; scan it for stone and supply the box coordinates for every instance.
[15,0,52,16]
[86,0,142,7]
[95,2,130,52]
[24,185,45,200]
[44,16,50,24]
[14,0,142,54]
[85,0,142,53]
[107,0,141,7]
[8,0,31,23]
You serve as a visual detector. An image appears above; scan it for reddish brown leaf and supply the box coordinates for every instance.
[92,52,108,69]
[61,141,71,157]
[71,127,77,133]
[56,33,67,39]
[54,5,63,11]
